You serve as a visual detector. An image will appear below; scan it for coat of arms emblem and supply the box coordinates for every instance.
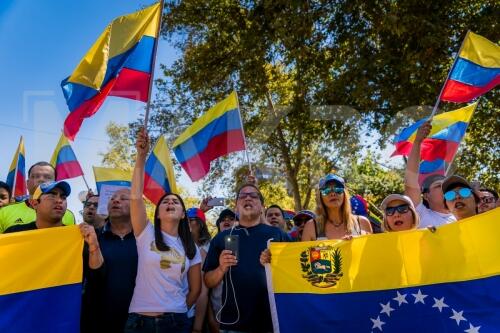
[300,245,343,288]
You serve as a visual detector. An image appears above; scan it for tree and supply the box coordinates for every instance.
[143,0,498,211]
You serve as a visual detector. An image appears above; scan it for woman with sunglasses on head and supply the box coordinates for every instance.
[125,128,201,333]
[301,174,372,241]
[441,175,479,221]
[380,194,420,232]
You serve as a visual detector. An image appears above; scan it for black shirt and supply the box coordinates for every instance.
[203,223,290,332]
[4,221,39,233]
[81,221,137,333]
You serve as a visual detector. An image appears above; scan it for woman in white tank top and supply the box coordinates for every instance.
[302,174,373,241]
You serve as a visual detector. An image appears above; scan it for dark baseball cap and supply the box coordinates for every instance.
[421,174,446,193]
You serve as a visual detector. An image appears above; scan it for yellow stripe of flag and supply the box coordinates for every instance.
[460,31,500,68]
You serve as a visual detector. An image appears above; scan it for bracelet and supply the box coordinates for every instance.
[89,245,100,253]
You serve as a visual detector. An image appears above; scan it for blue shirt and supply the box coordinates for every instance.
[203,223,290,332]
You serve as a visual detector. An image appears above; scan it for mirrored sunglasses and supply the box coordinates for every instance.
[320,186,344,196]
[444,188,472,201]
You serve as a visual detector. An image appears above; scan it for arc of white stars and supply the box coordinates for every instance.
[370,316,385,331]
[412,289,428,304]
[464,323,481,333]
[432,297,449,312]
[380,301,395,317]
[450,309,466,326]
[393,291,408,306]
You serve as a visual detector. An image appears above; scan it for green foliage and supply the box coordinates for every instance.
[343,153,405,206]
[142,0,498,211]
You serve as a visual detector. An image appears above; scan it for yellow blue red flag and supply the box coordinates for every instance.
[50,133,84,180]
[61,3,161,140]
[266,208,500,332]
[144,136,177,204]
[0,226,83,332]
[93,166,132,194]
[172,91,246,181]
[6,136,27,199]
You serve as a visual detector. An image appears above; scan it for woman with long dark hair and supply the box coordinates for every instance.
[125,128,201,333]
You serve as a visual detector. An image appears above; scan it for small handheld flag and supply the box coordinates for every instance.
[144,136,177,204]
[392,102,477,181]
[61,3,162,140]
[93,167,132,194]
[50,134,84,181]
[172,91,247,181]
[441,31,500,103]
[6,137,27,198]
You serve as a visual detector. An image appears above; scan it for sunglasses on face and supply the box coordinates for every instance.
[320,186,344,196]
[444,188,472,201]
[480,196,496,204]
[84,202,98,208]
[385,204,410,216]
[294,218,309,227]
[238,192,260,200]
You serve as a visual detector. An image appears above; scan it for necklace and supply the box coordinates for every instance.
[328,219,344,227]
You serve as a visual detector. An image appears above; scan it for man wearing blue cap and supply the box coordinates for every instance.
[4,180,73,232]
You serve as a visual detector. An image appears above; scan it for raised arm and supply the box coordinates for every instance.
[130,127,149,236]
[404,121,431,206]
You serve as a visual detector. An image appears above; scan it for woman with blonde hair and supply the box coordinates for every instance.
[301,174,372,241]
[380,194,420,232]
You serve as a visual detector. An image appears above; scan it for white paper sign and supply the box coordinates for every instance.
[97,184,130,216]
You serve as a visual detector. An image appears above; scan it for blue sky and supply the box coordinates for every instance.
[0,0,187,218]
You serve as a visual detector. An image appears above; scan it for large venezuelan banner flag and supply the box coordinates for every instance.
[266,208,500,333]
[61,3,161,140]
[0,226,83,332]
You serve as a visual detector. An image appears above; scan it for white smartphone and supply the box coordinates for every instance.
[207,197,225,206]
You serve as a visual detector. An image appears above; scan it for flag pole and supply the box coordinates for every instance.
[430,31,470,118]
[143,0,164,130]
[11,136,22,198]
[81,174,91,191]
[234,91,253,175]
[444,99,479,176]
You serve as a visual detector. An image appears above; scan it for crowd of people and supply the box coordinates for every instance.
[0,123,498,333]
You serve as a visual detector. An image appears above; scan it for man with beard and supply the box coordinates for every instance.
[203,184,290,333]
[442,176,479,221]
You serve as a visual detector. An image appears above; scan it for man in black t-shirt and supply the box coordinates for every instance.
[203,184,290,333]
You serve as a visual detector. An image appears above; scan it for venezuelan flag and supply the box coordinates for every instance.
[267,208,500,333]
[441,31,500,103]
[61,3,161,140]
[93,166,131,194]
[6,137,27,198]
[50,133,84,181]
[172,91,246,181]
[0,226,83,332]
[392,102,476,168]
[144,136,177,204]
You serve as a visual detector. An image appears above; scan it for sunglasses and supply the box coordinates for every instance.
[238,192,260,200]
[84,202,98,208]
[385,204,410,216]
[444,188,472,201]
[480,196,496,204]
[294,218,310,227]
[320,186,344,196]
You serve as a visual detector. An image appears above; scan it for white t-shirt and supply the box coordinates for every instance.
[416,203,456,228]
[129,223,201,313]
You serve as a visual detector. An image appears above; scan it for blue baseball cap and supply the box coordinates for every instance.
[186,207,206,224]
[32,181,71,200]
[318,174,345,189]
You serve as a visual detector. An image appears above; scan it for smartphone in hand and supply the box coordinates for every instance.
[224,235,239,261]
[207,197,225,206]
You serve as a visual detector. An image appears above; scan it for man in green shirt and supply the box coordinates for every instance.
[0,161,75,233]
